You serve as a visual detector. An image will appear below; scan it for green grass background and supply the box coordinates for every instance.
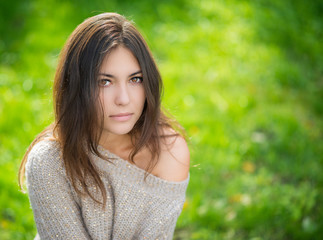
[1,0,323,239]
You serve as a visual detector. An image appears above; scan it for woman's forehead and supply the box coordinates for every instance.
[100,46,141,74]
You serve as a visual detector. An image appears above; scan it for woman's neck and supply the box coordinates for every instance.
[99,132,133,155]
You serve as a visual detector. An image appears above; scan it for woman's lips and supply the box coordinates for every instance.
[109,113,133,122]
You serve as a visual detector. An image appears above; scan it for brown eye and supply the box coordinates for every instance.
[99,79,111,87]
[130,77,143,83]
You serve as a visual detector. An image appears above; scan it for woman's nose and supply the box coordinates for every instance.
[114,85,130,106]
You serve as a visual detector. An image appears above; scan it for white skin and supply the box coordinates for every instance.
[98,46,145,152]
[98,45,190,182]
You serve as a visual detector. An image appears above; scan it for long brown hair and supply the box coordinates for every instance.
[19,13,182,205]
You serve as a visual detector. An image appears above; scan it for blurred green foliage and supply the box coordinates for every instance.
[1,0,323,239]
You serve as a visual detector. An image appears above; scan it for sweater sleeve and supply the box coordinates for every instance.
[25,141,92,239]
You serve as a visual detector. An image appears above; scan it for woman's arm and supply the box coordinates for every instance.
[25,141,91,239]
[155,132,190,182]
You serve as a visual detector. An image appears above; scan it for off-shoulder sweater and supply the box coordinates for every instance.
[25,140,189,240]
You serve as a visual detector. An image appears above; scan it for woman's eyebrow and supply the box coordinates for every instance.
[99,70,142,78]
[129,70,142,77]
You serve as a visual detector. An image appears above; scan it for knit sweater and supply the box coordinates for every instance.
[25,140,189,240]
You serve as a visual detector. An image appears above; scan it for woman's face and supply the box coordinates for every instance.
[98,46,146,139]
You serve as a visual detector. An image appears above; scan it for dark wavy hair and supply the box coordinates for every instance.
[19,13,182,206]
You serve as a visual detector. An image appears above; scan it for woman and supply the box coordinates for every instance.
[19,12,190,239]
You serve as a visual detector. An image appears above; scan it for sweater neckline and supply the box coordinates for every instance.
[92,145,189,199]
[96,145,190,185]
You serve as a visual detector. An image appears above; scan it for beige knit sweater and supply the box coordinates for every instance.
[25,140,189,240]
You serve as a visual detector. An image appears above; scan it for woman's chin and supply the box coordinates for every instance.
[102,126,135,138]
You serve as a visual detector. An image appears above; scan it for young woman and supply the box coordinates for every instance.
[19,12,190,239]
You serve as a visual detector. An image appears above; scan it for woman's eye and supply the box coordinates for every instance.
[99,79,111,87]
[130,77,143,83]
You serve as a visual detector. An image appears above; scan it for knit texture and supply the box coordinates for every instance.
[25,140,189,240]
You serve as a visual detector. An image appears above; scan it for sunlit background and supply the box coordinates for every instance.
[1,0,322,239]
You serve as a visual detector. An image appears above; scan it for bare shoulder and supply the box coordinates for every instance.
[153,128,190,182]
